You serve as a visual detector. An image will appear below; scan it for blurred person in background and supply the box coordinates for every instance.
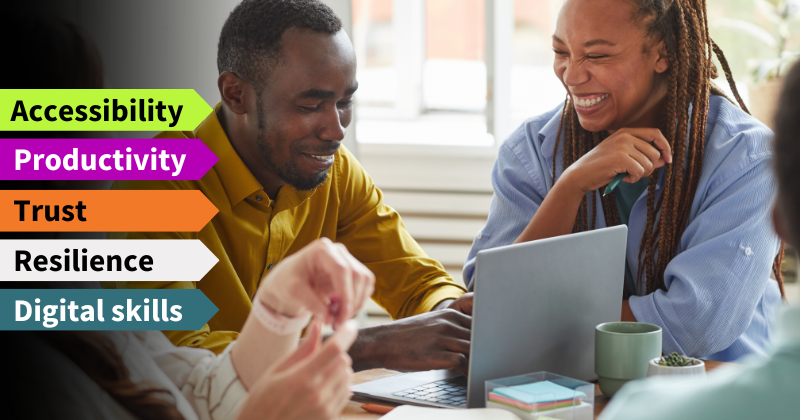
[12,238,373,420]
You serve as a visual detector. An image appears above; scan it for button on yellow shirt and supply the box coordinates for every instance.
[107,103,465,354]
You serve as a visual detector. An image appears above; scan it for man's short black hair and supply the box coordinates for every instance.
[217,0,342,88]
[773,61,800,242]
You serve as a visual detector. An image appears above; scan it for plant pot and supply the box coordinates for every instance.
[646,358,706,379]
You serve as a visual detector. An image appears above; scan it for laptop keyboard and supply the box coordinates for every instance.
[391,375,468,406]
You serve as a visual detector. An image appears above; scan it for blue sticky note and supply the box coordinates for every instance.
[493,381,585,404]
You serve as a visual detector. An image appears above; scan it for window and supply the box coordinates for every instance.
[351,0,793,149]
[510,0,564,131]
[352,0,493,147]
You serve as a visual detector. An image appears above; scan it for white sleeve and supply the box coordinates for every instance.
[134,331,248,420]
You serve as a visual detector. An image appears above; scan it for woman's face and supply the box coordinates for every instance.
[552,0,669,133]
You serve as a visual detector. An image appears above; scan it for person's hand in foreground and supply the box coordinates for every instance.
[258,237,376,328]
[231,238,375,408]
[237,320,358,420]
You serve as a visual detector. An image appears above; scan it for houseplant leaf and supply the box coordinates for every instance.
[755,0,782,24]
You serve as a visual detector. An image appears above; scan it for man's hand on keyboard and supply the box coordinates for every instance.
[349,309,472,374]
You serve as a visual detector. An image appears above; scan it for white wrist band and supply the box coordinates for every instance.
[252,299,311,335]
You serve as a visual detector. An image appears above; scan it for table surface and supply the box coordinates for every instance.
[340,360,726,419]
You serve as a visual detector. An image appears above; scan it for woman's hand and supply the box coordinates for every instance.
[514,128,673,243]
[561,127,673,195]
[257,238,376,328]
[237,320,358,420]
[231,239,374,391]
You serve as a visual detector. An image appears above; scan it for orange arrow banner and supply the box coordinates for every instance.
[0,190,218,232]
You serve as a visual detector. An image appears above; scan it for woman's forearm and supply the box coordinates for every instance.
[230,312,300,391]
[515,172,586,243]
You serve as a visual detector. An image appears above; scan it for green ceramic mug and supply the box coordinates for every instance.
[595,322,662,397]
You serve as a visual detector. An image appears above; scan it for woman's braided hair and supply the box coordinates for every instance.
[552,0,786,297]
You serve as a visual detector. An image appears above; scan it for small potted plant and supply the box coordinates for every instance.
[646,352,706,378]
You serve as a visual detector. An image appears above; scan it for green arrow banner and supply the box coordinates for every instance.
[0,89,213,131]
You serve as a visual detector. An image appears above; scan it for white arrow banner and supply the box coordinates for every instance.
[0,240,218,282]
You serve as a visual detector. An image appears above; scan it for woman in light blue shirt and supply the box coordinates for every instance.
[599,56,800,420]
[464,0,784,362]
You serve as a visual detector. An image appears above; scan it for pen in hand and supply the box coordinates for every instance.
[603,140,666,196]
[603,172,626,196]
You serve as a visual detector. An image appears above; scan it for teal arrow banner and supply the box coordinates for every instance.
[0,289,218,330]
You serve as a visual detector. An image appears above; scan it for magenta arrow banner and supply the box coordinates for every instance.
[0,139,218,180]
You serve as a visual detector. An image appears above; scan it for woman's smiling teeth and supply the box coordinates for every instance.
[574,94,609,108]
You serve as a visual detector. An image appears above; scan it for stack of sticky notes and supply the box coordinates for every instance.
[487,381,592,420]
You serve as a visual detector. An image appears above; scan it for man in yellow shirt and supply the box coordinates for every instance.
[109,0,473,373]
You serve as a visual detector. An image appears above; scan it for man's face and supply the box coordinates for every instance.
[254,28,357,190]
[552,0,667,132]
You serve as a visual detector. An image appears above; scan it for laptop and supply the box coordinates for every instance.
[351,225,627,408]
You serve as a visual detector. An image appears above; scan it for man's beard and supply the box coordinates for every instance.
[256,109,336,191]
[256,137,330,191]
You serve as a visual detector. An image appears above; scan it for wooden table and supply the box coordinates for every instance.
[340,361,727,419]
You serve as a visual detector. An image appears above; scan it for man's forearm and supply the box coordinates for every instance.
[348,324,385,371]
